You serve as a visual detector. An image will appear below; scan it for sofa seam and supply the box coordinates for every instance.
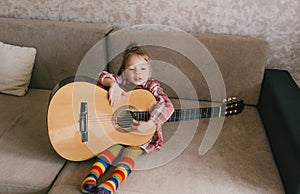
[0,113,23,138]
[47,159,69,192]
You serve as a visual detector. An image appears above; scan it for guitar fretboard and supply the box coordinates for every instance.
[134,106,223,122]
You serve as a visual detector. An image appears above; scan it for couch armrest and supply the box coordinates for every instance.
[257,69,300,194]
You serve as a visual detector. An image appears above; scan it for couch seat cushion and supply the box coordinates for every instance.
[0,89,66,193]
[48,100,284,194]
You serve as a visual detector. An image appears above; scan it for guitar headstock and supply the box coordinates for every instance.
[222,97,244,116]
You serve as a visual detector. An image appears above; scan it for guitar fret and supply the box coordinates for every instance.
[203,108,207,118]
[193,108,196,120]
[197,108,201,119]
[185,109,187,120]
[174,111,178,121]
[211,108,214,117]
[200,108,203,119]
[187,109,189,120]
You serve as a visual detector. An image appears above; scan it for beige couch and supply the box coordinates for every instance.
[1,18,298,194]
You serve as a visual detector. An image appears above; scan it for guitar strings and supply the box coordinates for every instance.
[87,115,136,122]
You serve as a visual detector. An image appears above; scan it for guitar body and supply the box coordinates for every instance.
[47,80,157,161]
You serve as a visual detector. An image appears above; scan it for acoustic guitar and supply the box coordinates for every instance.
[47,77,244,161]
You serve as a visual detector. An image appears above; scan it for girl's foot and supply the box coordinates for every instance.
[81,183,97,193]
[93,187,111,194]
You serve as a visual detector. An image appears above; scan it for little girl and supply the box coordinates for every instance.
[81,45,174,194]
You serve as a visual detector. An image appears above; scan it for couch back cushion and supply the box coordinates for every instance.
[0,18,112,90]
[196,33,268,105]
[105,30,268,105]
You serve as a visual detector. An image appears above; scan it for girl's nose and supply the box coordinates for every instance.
[135,69,140,74]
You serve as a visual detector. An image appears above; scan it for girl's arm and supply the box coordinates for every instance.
[97,71,126,107]
[146,80,174,127]
[97,71,118,88]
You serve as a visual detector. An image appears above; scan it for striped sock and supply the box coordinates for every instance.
[81,144,123,193]
[81,158,109,193]
[96,146,143,193]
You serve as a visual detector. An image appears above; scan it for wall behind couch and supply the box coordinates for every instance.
[1,0,299,86]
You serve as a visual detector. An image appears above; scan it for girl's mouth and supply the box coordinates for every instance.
[134,77,142,82]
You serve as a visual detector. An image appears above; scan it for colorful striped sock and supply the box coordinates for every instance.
[96,146,143,194]
[81,144,123,193]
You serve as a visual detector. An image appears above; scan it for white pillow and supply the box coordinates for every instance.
[0,42,37,96]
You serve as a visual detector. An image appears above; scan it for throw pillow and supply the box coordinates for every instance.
[0,42,37,96]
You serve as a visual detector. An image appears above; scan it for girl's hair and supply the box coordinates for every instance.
[117,44,150,75]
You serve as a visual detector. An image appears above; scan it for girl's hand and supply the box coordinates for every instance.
[131,119,156,133]
[108,82,126,107]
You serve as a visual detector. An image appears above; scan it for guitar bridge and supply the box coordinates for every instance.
[80,102,88,142]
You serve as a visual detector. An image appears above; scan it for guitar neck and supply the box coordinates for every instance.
[134,106,223,122]
[168,106,223,122]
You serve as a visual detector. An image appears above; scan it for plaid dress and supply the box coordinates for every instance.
[97,71,174,153]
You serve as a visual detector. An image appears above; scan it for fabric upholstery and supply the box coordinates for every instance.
[0,18,113,90]
[0,89,66,193]
[195,33,268,105]
[0,42,36,96]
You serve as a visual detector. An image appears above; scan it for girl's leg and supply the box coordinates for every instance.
[94,146,144,194]
[81,144,123,193]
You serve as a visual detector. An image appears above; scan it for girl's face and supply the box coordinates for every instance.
[123,54,151,85]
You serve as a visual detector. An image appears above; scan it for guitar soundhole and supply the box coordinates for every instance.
[113,106,136,133]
